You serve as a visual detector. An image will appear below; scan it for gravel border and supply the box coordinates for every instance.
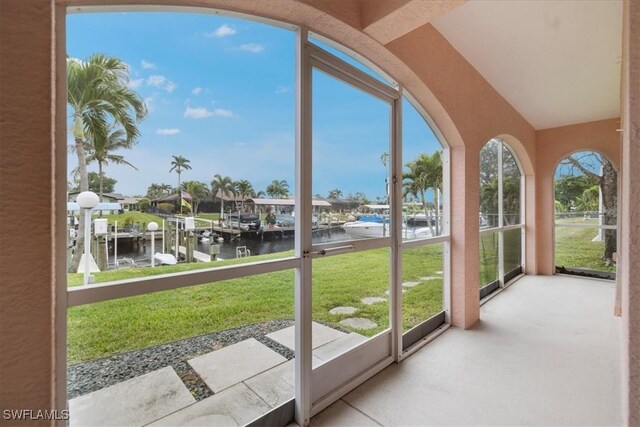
[68,319,295,401]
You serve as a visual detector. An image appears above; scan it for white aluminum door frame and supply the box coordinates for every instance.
[303,37,399,417]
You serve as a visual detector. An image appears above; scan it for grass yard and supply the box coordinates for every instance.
[100,212,165,228]
[479,232,499,286]
[193,213,221,222]
[68,245,444,364]
[555,225,616,272]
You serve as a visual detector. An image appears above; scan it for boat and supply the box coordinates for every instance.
[199,230,224,243]
[405,212,432,226]
[227,213,261,231]
[343,221,436,240]
[411,227,434,239]
[154,253,178,265]
[342,207,392,239]
[342,220,391,239]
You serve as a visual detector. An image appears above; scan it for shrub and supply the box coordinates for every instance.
[138,198,150,212]
[158,202,175,213]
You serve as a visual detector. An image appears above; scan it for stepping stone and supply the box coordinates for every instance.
[188,338,286,393]
[266,321,345,350]
[329,306,359,315]
[420,276,440,281]
[244,358,322,408]
[313,333,368,362]
[361,296,386,305]
[340,318,378,330]
[245,361,295,408]
[385,289,406,295]
[402,281,420,288]
[149,383,269,427]
[69,366,195,427]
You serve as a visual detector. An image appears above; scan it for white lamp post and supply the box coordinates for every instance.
[148,221,159,267]
[77,191,99,285]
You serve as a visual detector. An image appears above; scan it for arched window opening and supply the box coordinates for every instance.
[62,6,451,425]
[400,94,448,348]
[479,139,524,297]
[554,151,617,279]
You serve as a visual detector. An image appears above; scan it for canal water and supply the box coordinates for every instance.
[106,228,352,269]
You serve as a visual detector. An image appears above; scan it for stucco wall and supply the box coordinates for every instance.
[620,0,640,423]
[535,118,621,276]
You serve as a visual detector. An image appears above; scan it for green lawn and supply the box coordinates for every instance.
[193,213,221,221]
[67,245,444,364]
[101,212,165,228]
[479,232,499,286]
[555,225,616,272]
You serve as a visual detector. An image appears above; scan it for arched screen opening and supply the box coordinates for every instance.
[554,151,617,279]
[479,139,524,296]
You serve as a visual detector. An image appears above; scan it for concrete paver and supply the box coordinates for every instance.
[266,322,345,350]
[340,318,378,330]
[68,366,195,427]
[149,383,270,427]
[329,306,359,315]
[188,338,286,393]
[361,297,386,305]
[313,333,368,362]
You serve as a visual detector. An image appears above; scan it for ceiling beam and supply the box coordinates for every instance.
[361,0,467,45]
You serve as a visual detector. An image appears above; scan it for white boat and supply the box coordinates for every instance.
[343,222,435,240]
[342,221,391,239]
[154,252,178,265]
[411,227,434,239]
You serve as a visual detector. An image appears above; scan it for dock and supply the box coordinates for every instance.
[174,245,211,263]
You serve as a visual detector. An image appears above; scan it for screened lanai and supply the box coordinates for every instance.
[1,1,639,426]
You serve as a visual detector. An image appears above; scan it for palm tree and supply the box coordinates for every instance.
[85,128,138,203]
[403,151,443,234]
[182,181,208,214]
[327,188,343,199]
[146,183,173,199]
[266,179,289,198]
[211,174,234,220]
[234,180,255,211]
[380,152,390,204]
[170,155,192,214]
[67,53,146,272]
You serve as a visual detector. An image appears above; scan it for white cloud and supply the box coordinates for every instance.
[206,24,236,38]
[238,43,264,53]
[275,85,291,94]
[128,78,144,89]
[146,75,176,93]
[192,87,203,95]
[184,107,213,119]
[156,128,180,135]
[184,106,234,119]
[212,108,234,117]
[141,59,156,69]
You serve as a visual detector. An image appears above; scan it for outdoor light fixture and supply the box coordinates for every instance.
[148,221,159,267]
[76,191,99,286]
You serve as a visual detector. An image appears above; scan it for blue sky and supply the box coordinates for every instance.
[67,11,442,199]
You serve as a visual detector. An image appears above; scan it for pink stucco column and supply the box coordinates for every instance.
[449,146,480,328]
[620,0,640,422]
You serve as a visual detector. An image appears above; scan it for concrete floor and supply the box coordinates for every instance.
[313,275,621,426]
